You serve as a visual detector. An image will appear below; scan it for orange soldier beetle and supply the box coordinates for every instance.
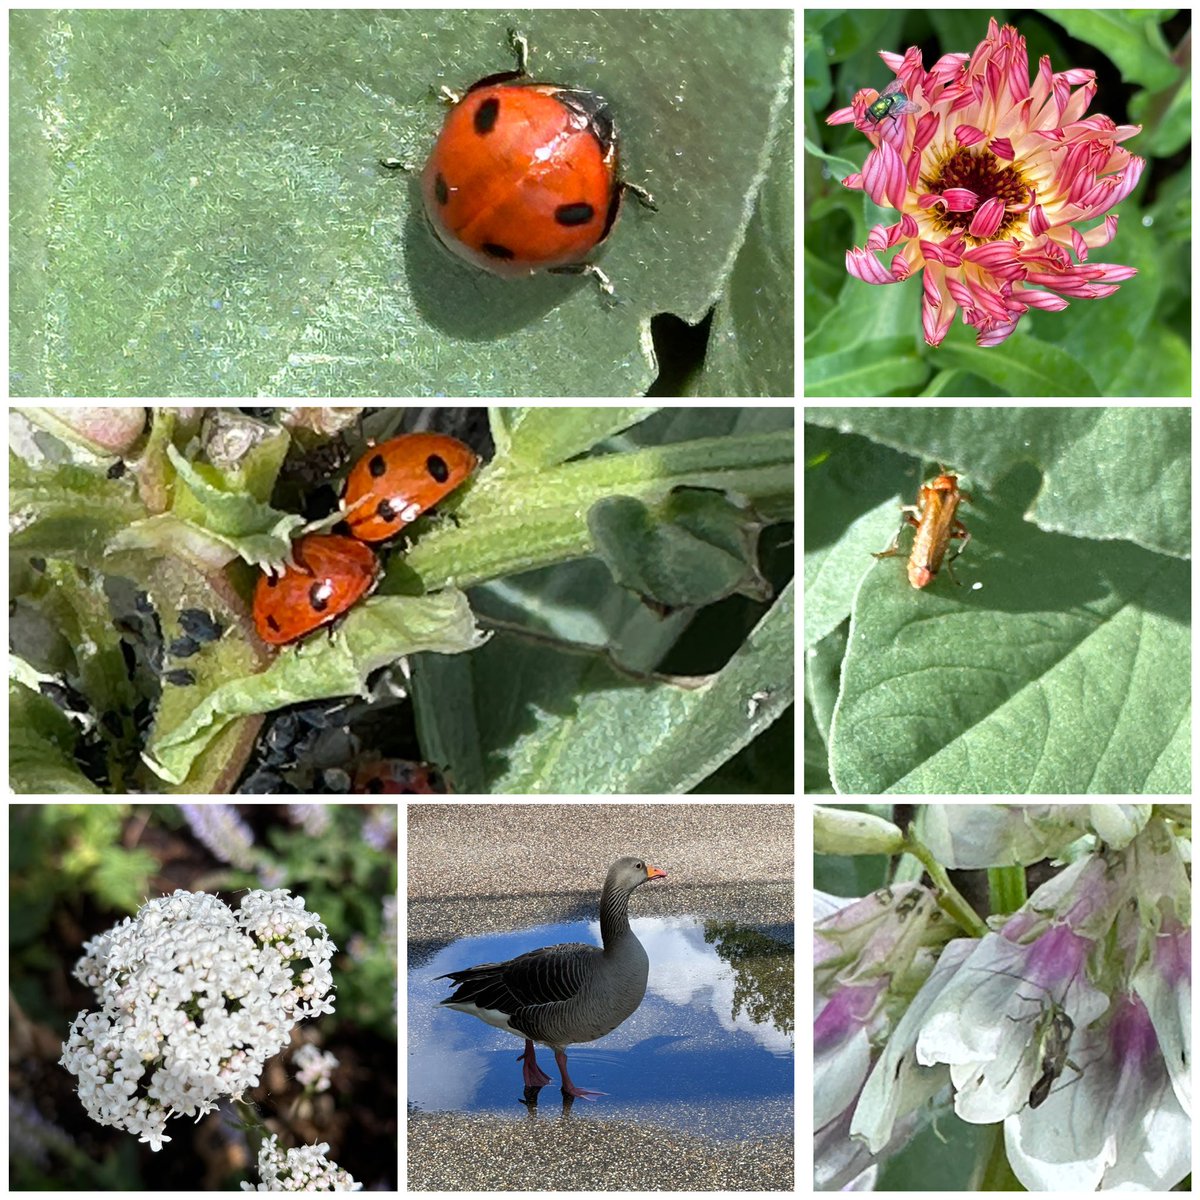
[873,470,972,588]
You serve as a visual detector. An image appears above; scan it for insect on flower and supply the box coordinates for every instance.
[863,78,921,133]
[873,470,972,588]
[961,960,1094,1113]
[1024,1000,1080,1109]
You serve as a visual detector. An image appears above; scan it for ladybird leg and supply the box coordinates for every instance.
[549,262,618,300]
[380,157,413,172]
[437,84,462,107]
[507,29,530,75]
[620,180,658,211]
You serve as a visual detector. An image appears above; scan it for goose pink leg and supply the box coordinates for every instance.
[518,1039,552,1087]
[555,1049,606,1099]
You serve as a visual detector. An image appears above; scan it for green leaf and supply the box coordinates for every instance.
[418,580,794,793]
[9,682,102,794]
[144,589,483,784]
[91,846,160,912]
[589,491,772,610]
[1045,10,1180,90]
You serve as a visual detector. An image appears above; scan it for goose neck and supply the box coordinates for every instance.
[600,883,633,950]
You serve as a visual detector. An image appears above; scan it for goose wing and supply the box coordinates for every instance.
[439,941,598,1019]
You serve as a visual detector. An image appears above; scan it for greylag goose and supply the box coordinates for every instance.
[438,856,667,1099]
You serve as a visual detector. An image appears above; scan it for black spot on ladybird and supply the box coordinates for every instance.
[368,452,387,479]
[434,174,449,206]
[377,500,397,523]
[474,97,501,135]
[427,454,450,483]
[555,202,595,226]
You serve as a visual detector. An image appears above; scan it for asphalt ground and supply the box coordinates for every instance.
[407,801,795,940]
[406,801,795,1191]
[408,1107,795,1191]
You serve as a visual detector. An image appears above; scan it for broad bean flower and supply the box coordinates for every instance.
[826,18,1144,347]
[60,889,336,1152]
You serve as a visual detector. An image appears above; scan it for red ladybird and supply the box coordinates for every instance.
[253,534,379,646]
[352,758,452,794]
[341,432,478,543]
[414,31,654,295]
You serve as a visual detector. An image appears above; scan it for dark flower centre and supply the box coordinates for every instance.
[923,146,1031,241]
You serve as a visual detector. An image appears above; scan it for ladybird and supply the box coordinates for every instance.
[341,432,478,543]
[352,758,452,794]
[412,31,654,294]
[253,534,379,646]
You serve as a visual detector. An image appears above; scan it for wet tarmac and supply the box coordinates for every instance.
[408,1108,794,1191]
[407,802,795,1191]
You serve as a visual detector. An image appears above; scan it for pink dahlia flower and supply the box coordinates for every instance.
[826,18,1144,347]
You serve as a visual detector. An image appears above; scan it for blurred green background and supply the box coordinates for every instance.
[10,803,397,1191]
[804,9,1190,395]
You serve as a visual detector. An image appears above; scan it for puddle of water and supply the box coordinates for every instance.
[410,914,794,1139]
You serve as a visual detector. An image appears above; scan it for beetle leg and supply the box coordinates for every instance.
[944,524,971,584]
[873,505,922,561]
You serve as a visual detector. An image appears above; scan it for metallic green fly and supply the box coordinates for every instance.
[864,78,921,131]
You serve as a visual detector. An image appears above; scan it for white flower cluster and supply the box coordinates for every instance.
[292,1043,339,1093]
[59,889,336,1152]
[241,1134,361,1191]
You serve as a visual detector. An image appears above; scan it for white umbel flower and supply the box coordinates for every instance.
[59,889,335,1151]
[241,1134,361,1191]
[293,1043,339,1093]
